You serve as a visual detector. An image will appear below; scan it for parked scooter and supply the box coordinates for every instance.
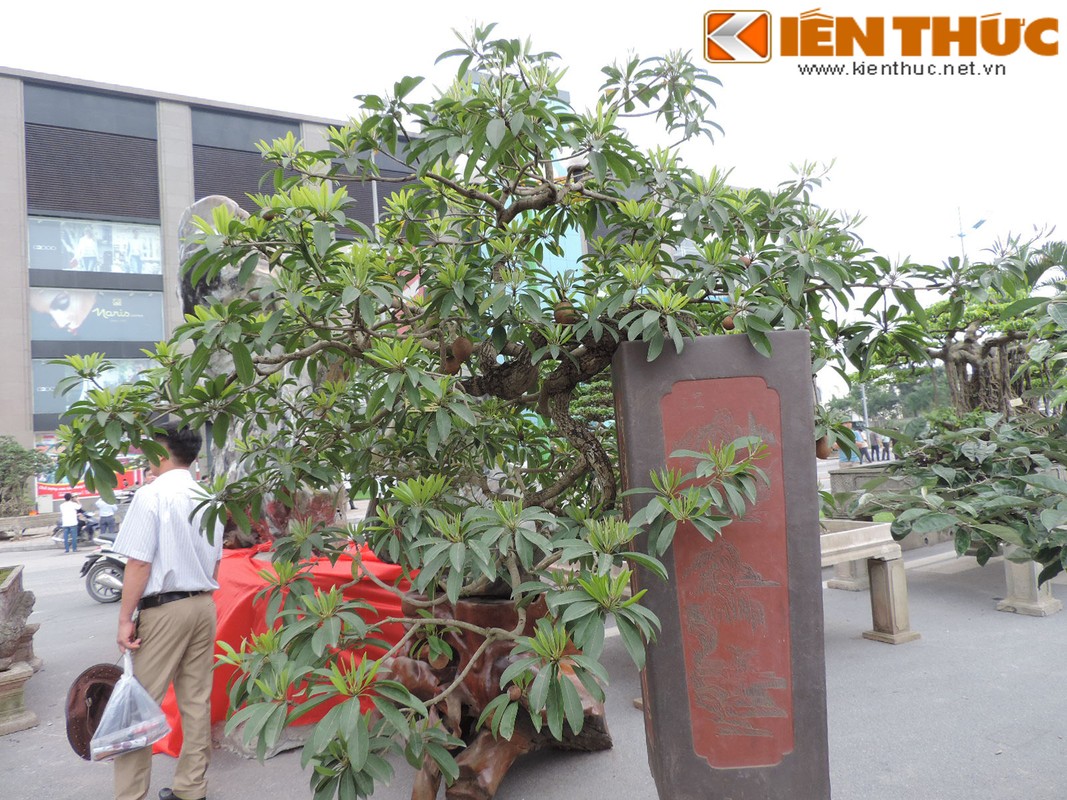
[81,538,127,603]
[51,509,99,549]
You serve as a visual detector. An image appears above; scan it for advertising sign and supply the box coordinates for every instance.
[29,288,164,341]
[28,216,162,274]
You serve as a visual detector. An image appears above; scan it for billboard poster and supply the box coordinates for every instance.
[32,358,151,416]
[29,288,164,340]
[28,216,162,274]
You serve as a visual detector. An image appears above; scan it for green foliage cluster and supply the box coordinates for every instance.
[0,436,52,517]
[859,412,1067,583]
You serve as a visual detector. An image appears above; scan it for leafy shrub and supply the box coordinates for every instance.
[859,411,1067,582]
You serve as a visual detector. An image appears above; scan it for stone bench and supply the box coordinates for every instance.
[820,519,920,644]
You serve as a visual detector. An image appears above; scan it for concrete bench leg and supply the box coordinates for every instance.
[997,549,1063,617]
[862,557,920,644]
[826,559,869,591]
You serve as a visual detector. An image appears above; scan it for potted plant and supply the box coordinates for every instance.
[53,26,923,799]
[0,565,40,735]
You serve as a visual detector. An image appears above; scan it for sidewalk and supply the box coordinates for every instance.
[0,524,60,552]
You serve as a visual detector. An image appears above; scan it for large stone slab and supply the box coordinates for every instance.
[614,331,829,800]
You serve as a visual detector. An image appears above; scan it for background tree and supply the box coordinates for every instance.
[857,237,1067,416]
[0,436,51,517]
[825,364,951,422]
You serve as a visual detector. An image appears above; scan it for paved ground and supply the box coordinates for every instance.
[3,508,1067,799]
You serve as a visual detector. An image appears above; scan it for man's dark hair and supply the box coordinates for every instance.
[154,423,202,466]
[64,493,72,501]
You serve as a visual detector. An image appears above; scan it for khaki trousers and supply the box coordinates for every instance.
[114,592,216,800]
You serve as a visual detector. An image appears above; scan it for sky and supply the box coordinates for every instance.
[5,1,1065,398]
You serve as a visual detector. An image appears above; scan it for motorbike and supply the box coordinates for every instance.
[51,509,100,549]
[81,539,127,603]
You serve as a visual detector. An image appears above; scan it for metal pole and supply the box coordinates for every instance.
[860,383,870,429]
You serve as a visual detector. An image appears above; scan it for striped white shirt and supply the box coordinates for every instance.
[113,468,223,596]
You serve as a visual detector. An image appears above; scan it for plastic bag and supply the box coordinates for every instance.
[89,651,171,761]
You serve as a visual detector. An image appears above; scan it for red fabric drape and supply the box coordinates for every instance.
[154,544,407,756]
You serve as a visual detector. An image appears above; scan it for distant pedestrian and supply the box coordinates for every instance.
[59,492,81,553]
[882,436,892,460]
[855,429,873,463]
[837,421,860,465]
[868,431,882,461]
[96,496,118,537]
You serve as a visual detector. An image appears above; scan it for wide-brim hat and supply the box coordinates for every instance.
[66,662,123,760]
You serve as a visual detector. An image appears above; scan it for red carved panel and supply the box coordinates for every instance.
[660,377,794,769]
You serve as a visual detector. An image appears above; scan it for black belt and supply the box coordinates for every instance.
[139,591,205,610]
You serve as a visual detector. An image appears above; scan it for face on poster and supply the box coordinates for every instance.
[28,216,162,275]
[29,288,164,340]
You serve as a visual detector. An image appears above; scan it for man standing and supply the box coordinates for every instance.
[855,428,873,463]
[868,430,882,461]
[111,423,222,800]
[97,496,118,538]
[60,492,81,553]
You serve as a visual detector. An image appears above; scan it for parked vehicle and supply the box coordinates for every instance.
[80,540,126,603]
[51,509,99,549]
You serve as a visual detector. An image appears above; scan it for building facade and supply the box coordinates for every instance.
[0,68,388,453]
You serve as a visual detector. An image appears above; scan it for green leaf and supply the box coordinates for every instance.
[972,523,1026,548]
[559,672,585,735]
[312,221,333,255]
[346,712,369,771]
[1019,473,1067,495]
[910,512,959,535]
[231,342,255,384]
[1049,303,1067,328]
[498,700,519,740]
[486,118,506,149]
[424,742,459,783]
[103,420,123,450]
[746,328,772,358]
[1040,508,1067,532]
[954,528,972,556]
[613,615,646,669]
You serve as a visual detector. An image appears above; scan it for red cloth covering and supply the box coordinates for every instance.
[154,544,407,756]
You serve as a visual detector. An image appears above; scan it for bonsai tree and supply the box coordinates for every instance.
[53,25,920,799]
[0,436,51,517]
[864,245,1067,582]
[851,236,1067,417]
